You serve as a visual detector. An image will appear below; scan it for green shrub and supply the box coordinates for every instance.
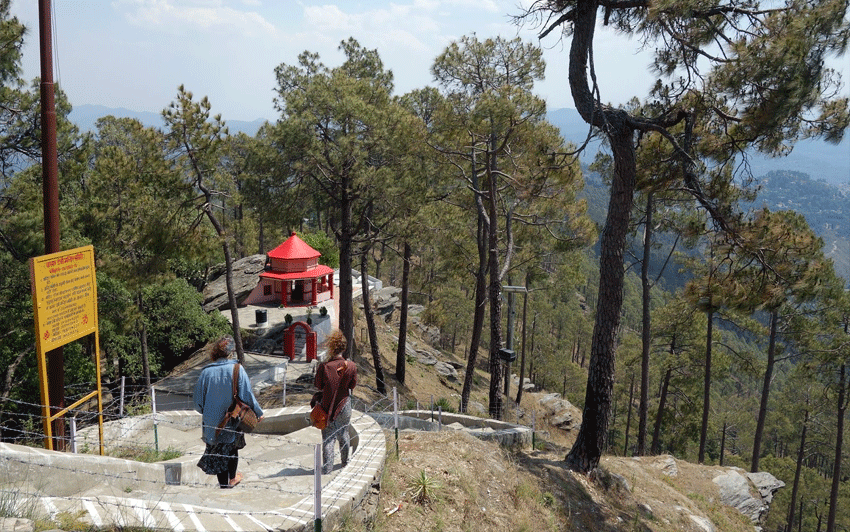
[433,397,456,413]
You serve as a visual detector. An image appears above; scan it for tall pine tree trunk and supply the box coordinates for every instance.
[361,252,386,395]
[787,408,808,532]
[137,292,151,389]
[751,310,779,472]
[638,191,653,456]
[826,363,847,532]
[460,156,489,413]
[337,183,355,358]
[624,375,635,456]
[565,123,636,471]
[486,136,504,420]
[395,241,411,384]
[699,308,714,463]
[651,365,673,455]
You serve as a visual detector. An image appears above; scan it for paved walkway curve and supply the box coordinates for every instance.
[0,407,386,531]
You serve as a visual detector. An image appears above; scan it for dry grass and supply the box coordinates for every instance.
[262,311,762,532]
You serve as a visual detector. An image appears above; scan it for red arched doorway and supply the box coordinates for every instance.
[283,321,317,361]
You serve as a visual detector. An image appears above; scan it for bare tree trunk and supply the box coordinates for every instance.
[826,363,847,532]
[336,185,355,358]
[651,365,673,455]
[699,308,714,464]
[138,292,152,389]
[565,123,636,471]
[486,135,504,420]
[624,375,635,456]
[638,191,653,456]
[373,242,385,280]
[751,310,779,472]
[258,217,265,255]
[460,155,490,413]
[787,408,808,532]
[220,237,245,364]
[395,241,411,384]
[361,252,386,395]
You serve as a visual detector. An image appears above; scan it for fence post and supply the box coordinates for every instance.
[314,443,323,532]
[282,363,287,407]
[151,386,159,453]
[393,387,399,458]
[69,417,77,453]
[119,376,125,417]
[438,406,442,432]
[532,409,536,449]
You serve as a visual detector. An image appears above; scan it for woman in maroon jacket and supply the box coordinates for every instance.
[312,329,357,474]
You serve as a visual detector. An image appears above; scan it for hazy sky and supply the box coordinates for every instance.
[10,1,849,125]
[10,0,662,122]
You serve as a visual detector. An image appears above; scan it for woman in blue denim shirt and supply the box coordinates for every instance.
[194,336,264,488]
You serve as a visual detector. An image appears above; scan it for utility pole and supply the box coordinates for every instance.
[39,0,65,450]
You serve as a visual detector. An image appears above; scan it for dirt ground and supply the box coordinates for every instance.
[255,311,764,532]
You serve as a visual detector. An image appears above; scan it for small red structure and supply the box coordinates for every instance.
[283,321,317,361]
[243,232,335,308]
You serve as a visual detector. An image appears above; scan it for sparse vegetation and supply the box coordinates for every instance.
[84,444,182,463]
[410,469,441,505]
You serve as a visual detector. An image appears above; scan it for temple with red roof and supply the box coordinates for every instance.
[243,232,334,308]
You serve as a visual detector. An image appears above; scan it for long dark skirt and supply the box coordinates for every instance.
[197,442,235,475]
[197,432,246,476]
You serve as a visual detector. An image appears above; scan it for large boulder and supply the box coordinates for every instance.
[202,254,266,312]
[434,360,459,381]
[537,393,581,431]
[372,286,402,316]
[713,469,785,524]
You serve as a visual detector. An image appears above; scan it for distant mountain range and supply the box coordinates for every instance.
[69,104,268,137]
[70,104,848,186]
[546,108,849,186]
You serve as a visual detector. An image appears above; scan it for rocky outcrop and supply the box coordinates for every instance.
[536,393,581,431]
[202,254,266,312]
[400,340,459,381]
[512,374,537,392]
[653,455,679,477]
[713,469,785,525]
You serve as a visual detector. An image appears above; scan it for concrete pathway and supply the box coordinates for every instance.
[1,407,385,531]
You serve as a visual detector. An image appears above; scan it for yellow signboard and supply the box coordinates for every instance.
[30,245,98,348]
[29,245,103,453]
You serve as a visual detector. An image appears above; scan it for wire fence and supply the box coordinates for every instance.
[0,380,540,531]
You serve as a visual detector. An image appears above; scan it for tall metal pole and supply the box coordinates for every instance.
[502,285,526,401]
[504,290,514,398]
[39,0,65,451]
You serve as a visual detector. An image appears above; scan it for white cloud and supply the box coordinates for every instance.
[439,0,500,13]
[302,4,354,33]
[115,0,277,39]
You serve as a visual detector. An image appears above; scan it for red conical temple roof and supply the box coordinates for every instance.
[268,232,321,260]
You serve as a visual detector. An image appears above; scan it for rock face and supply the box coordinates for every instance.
[401,341,458,381]
[536,393,581,431]
[202,254,266,312]
[713,469,785,524]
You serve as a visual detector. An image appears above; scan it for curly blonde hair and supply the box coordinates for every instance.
[325,329,347,357]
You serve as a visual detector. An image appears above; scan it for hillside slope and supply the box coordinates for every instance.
[258,297,778,532]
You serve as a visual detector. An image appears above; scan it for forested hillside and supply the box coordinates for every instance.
[1,1,849,531]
